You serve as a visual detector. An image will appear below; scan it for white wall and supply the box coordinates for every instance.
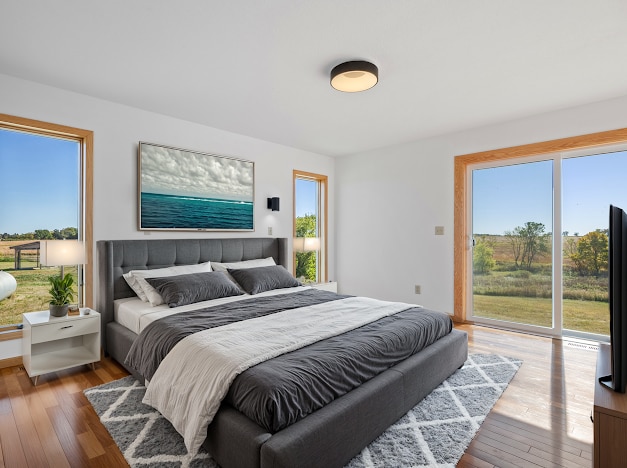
[0,73,335,358]
[336,94,627,314]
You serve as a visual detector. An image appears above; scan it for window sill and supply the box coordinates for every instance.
[0,328,23,342]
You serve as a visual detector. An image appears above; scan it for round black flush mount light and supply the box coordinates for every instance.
[330,60,378,92]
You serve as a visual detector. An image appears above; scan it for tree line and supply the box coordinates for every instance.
[295,214,317,281]
[474,221,609,277]
[1,227,78,241]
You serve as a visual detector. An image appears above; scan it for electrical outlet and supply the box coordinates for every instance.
[435,226,444,235]
[268,226,273,236]
[415,285,421,294]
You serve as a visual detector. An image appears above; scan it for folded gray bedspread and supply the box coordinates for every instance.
[125,289,452,433]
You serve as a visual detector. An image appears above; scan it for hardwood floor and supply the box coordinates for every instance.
[0,324,596,467]
[0,356,129,467]
[457,324,595,468]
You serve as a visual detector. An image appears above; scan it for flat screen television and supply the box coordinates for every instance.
[599,204,627,393]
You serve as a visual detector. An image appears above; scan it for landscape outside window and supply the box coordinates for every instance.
[0,128,80,326]
[471,150,627,336]
[294,177,320,283]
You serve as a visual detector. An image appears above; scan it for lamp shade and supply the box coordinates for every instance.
[330,61,378,92]
[40,240,85,266]
[303,237,320,252]
[293,237,304,252]
[293,237,320,253]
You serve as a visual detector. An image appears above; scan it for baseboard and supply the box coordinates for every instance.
[0,355,22,370]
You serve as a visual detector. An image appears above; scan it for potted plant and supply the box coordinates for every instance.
[48,273,75,317]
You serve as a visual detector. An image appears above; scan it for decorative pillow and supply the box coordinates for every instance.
[211,257,277,290]
[227,265,301,295]
[123,262,212,306]
[146,271,243,308]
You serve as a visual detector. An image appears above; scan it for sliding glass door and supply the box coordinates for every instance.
[562,149,627,338]
[470,159,556,333]
[468,144,627,339]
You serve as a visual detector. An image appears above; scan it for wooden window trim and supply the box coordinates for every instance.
[293,170,328,282]
[0,113,93,336]
[454,127,627,323]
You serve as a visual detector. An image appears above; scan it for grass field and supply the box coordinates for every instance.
[1,241,79,326]
[473,234,609,335]
[473,295,609,335]
[473,270,608,302]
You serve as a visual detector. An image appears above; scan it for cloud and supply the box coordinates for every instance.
[140,144,253,201]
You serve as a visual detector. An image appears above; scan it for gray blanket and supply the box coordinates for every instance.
[126,289,452,432]
[227,305,452,431]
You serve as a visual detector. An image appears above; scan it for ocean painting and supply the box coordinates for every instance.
[139,143,254,231]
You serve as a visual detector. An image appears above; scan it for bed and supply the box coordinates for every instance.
[97,237,468,468]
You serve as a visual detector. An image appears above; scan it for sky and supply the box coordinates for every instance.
[295,178,317,217]
[140,143,253,201]
[473,150,627,235]
[0,129,79,234]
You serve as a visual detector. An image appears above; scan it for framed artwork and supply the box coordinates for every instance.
[138,142,254,231]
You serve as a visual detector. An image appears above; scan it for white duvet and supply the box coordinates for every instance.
[142,296,413,455]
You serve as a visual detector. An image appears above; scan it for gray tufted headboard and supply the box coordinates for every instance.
[96,237,288,346]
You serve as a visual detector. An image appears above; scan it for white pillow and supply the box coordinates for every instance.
[210,257,276,272]
[124,262,212,306]
[211,257,276,289]
[122,271,151,302]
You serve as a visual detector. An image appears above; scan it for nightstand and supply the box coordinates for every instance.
[22,308,101,385]
[310,281,338,293]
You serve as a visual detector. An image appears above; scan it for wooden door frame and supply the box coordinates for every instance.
[454,127,627,323]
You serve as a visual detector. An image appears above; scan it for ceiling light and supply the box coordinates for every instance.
[330,61,378,93]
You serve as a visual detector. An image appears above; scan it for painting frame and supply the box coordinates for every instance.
[138,142,255,231]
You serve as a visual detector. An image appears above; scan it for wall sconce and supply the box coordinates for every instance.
[293,237,321,253]
[267,197,280,211]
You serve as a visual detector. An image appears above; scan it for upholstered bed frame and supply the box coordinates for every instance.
[97,237,468,468]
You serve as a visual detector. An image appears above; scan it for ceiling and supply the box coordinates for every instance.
[2,1,627,157]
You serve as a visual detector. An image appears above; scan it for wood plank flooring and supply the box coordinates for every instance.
[0,324,596,467]
[457,324,595,468]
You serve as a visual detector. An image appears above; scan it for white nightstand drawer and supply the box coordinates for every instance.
[31,316,99,344]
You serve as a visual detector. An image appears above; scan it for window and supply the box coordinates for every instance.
[293,170,327,283]
[0,114,93,330]
[455,127,627,339]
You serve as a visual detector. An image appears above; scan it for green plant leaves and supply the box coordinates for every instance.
[48,273,75,306]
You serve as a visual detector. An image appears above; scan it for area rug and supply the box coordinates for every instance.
[84,354,522,468]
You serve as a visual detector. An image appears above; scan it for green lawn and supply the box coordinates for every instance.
[0,266,79,326]
[473,294,609,335]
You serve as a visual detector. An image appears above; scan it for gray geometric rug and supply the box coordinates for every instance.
[84,354,521,468]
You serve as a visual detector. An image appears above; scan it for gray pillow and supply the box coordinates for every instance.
[146,271,243,307]
[228,265,301,295]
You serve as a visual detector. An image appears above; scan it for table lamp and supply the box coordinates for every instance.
[40,240,86,278]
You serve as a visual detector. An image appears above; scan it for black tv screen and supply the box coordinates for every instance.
[599,205,627,393]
